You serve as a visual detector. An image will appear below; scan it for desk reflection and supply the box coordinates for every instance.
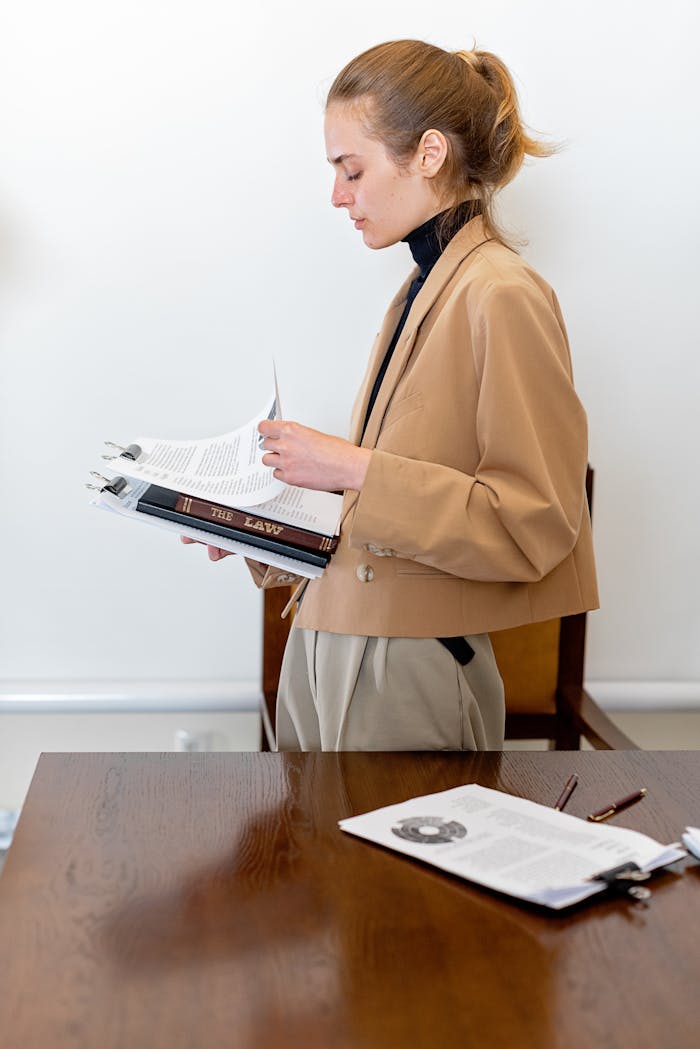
[99,753,560,1049]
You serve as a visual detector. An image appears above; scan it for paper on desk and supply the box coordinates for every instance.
[339,784,685,910]
[682,827,700,860]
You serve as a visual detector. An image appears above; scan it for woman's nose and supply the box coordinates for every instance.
[331,180,352,208]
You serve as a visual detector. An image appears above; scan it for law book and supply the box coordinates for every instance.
[89,476,330,578]
[136,484,331,569]
[137,484,338,556]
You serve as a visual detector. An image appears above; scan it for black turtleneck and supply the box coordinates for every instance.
[361,201,479,440]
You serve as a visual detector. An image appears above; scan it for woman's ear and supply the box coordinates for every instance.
[416,129,449,178]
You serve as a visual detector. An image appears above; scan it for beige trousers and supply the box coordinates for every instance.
[276,628,505,752]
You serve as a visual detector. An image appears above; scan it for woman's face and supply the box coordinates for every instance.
[324,103,444,250]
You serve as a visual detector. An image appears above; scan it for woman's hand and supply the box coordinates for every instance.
[179,536,233,561]
[258,419,371,492]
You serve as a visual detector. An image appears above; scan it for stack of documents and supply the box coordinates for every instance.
[339,784,686,909]
[88,387,343,579]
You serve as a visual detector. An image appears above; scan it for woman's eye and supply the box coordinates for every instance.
[347,172,362,182]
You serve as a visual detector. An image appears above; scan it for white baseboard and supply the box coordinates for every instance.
[1,679,699,715]
[586,681,700,713]
[0,680,262,714]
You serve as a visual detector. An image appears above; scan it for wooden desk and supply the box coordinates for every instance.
[1,751,699,1049]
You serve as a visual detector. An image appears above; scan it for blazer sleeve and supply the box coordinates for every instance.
[348,278,589,583]
[244,559,302,589]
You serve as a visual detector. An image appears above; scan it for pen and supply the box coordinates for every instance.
[554,774,578,812]
[587,787,648,822]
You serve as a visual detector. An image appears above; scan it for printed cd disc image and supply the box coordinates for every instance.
[391,816,467,845]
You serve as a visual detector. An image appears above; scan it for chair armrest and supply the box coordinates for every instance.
[558,685,640,750]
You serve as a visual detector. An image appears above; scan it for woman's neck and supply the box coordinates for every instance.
[403,200,481,277]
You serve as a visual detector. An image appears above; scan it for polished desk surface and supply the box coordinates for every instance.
[1,751,699,1049]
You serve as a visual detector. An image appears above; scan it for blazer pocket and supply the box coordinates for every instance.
[396,561,461,579]
[379,391,424,436]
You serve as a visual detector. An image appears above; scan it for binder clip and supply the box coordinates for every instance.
[590,862,652,902]
[102,441,142,462]
[85,472,128,496]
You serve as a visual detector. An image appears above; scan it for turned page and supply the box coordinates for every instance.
[105,390,284,508]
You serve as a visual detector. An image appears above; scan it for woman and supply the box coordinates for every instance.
[191,40,599,752]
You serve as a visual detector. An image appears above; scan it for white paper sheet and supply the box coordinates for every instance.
[339,783,686,909]
[242,484,343,535]
[104,391,284,508]
[682,826,700,860]
[100,385,343,536]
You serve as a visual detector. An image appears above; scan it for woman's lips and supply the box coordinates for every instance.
[353,219,365,229]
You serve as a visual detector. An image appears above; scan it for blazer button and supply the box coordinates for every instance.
[356,564,375,583]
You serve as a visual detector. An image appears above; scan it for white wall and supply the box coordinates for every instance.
[1,1,698,704]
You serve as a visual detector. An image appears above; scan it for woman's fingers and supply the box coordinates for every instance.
[207,545,233,561]
[180,535,233,561]
[258,419,370,491]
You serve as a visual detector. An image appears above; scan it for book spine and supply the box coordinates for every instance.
[173,494,338,554]
[138,501,330,569]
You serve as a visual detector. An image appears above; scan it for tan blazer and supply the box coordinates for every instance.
[257,216,599,636]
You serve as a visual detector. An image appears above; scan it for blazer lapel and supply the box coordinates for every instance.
[359,217,492,449]
[349,274,414,444]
